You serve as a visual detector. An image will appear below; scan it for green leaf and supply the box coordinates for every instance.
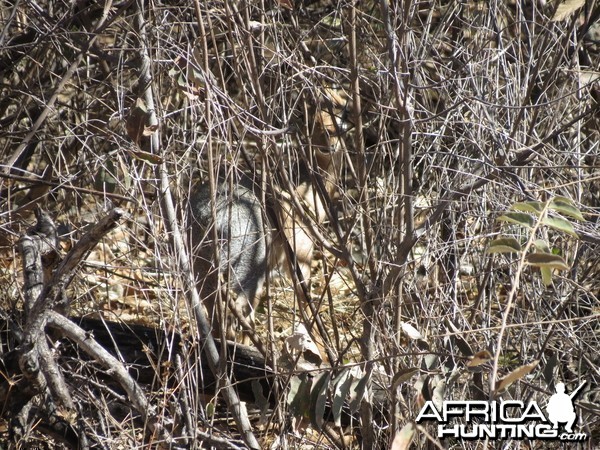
[540,266,553,286]
[287,374,312,418]
[533,240,555,285]
[526,253,569,270]
[534,239,551,253]
[487,237,522,254]
[331,369,354,427]
[206,401,215,417]
[309,372,331,430]
[512,201,545,215]
[349,372,369,414]
[542,216,577,236]
[551,196,575,206]
[497,212,535,227]
[550,197,585,221]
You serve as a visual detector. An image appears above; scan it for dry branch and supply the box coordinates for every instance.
[11,207,175,448]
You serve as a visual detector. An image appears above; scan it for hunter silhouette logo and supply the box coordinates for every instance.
[416,380,588,442]
[546,381,586,433]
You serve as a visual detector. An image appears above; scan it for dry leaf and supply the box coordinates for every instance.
[285,324,322,366]
[391,422,415,450]
[401,322,424,340]
[467,350,493,368]
[127,148,164,165]
[432,378,446,411]
[552,0,585,21]
[126,98,150,146]
[496,360,539,392]
[391,367,420,390]
[277,0,294,10]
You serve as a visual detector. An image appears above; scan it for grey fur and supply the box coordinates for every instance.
[189,178,268,340]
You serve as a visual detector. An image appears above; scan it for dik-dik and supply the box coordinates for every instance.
[189,176,268,341]
[189,104,345,342]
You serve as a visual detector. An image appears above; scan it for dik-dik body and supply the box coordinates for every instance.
[189,102,345,341]
[189,177,268,341]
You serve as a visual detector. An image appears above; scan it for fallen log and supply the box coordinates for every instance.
[1,314,387,432]
[1,317,273,404]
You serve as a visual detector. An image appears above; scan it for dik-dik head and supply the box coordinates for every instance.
[271,91,348,286]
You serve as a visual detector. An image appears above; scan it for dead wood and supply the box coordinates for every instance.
[7,207,175,449]
[2,315,384,424]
